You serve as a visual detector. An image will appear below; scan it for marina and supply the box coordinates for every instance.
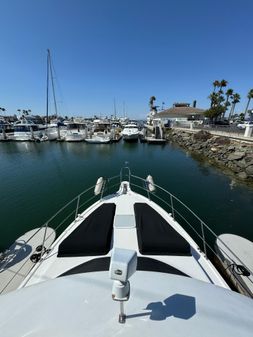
[1,1,253,335]
[0,140,253,252]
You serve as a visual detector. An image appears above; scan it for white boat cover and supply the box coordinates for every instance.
[0,271,252,337]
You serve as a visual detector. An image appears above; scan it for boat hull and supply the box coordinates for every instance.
[215,234,253,297]
[122,134,139,142]
[146,137,166,144]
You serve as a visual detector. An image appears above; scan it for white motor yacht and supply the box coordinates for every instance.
[122,123,139,141]
[11,121,42,141]
[0,167,253,336]
[85,132,111,144]
[64,122,87,142]
[85,119,112,143]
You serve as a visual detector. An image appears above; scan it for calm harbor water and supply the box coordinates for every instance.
[0,140,253,251]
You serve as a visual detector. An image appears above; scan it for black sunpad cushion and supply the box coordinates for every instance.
[134,203,191,256]
[59,257,189,277]
[58,203,116,257]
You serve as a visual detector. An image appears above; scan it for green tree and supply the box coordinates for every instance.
[149,96,157,112]
[208,92,218,108]
[205,79,230,121]
[213,80,220,93]
[244,89,253,119]
[205,105,226,121]
[239,113,244,121]
[229,93,241,120]
[223,88,233,118]
[218,79,228,93]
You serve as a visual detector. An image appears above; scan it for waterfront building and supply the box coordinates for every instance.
[153,102,206,125]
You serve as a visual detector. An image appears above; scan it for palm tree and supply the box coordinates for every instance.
[223,88,233,118]
[149,96,156,107]
[219,79,228,93]
[229,93,241,120]
[225,88,233,104]
[244,89,253,119]
[149,96,157,112]
[213,80,220,93]
[208,92,218,108]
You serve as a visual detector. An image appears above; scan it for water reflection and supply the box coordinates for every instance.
[62,142,116,158]
[122,141,139,151]
[63,142,93,157]
[197,163,211,177]
[1,139,253,251]
[229,179,236,190]
[0,141,43,155]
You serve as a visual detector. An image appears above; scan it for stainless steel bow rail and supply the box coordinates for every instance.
[1,169,252,297]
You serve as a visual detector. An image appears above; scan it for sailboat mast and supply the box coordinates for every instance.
[48,50,58,118]
[113,98,117,119]
[46,49,50,124]
[123,101,125,118]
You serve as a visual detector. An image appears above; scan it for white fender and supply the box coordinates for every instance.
[94,177,104,195]
[146,175,155,192]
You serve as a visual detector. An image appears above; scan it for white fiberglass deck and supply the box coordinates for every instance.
[20,182,228,290]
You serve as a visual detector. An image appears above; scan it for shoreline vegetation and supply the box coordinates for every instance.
[166,129,253,186]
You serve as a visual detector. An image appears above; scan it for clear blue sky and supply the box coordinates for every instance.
[1,0,253,119]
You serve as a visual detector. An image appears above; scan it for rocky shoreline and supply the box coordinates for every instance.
[166,129,253,183]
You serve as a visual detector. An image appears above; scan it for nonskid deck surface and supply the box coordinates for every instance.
[20,185,228,289]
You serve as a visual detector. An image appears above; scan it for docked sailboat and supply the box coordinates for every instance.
[0,167,252,336]
[44,49,61,141]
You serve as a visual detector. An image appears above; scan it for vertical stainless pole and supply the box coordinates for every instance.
[200,221,207,256]
[119,301,126,323]
[170,194,175,219]
[75,196,80,219]
[40,222,48,260]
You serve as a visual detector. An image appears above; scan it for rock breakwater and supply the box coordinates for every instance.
[166,129,253,182]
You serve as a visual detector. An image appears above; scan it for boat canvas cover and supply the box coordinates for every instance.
[57,203,116,257]
[134,203,191,256]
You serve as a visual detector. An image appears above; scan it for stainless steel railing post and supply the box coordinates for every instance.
[200,221,207,256]
[170,194,175,219]
[75,195,80,219]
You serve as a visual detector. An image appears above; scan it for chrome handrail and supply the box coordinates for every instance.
[131,174,252,267]
[129,174,252,296]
